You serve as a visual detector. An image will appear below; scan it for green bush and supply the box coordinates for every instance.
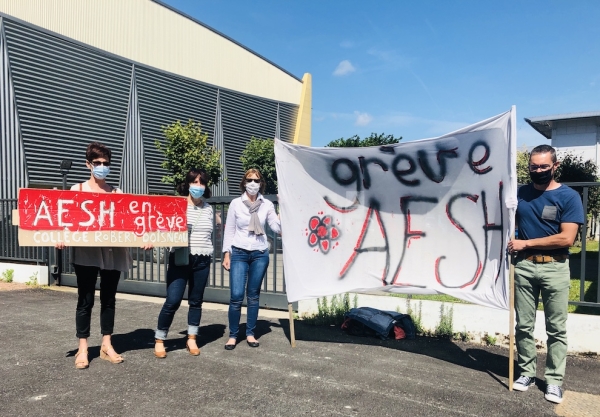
[302,293,357,326]
[1,269,14,283]
[155,119,222,190]
[406,298,425,335]
[25,272,38,286]
[434,303,454,338]
[454,327,471,342]
[483,333,497,346]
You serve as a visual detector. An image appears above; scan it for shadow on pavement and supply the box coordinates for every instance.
[278,318,513,389]
[66,324,228,356]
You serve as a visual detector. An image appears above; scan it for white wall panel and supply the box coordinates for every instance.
[0,0,302,104]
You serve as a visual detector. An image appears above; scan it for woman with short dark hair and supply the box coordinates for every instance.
[56,141,141,369]
[153,168,216,358]
[222,168,281,350]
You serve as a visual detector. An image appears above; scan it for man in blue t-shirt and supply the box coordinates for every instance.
[508,145,584,404]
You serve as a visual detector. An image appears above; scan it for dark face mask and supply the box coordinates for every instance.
[530,168,554,185]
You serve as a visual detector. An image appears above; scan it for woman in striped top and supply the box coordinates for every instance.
[154,168,216,358]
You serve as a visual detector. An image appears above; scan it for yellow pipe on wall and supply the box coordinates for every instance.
[293,73,312,146]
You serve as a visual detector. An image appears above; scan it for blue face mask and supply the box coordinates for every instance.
[92,165,110,180]
[189,185,205,199]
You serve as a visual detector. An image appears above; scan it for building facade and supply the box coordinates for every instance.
[0,0,312,199]
[525,111,600,164]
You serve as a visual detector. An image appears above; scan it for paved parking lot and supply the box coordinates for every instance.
[1,287,599,417]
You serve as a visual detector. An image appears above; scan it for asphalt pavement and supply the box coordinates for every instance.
[1,288,599,417]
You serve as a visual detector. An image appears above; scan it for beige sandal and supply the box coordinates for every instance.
[100,344,124,364]
[154,339,167,359]
[186,335,200,356]
[74,349,89,369]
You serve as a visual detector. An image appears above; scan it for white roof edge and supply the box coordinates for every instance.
[526,111,600,123]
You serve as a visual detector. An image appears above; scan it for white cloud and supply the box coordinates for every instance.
[333,60,356,76]
[354,111,373,126]
[340,40,355,48]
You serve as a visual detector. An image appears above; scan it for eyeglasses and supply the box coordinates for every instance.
[89,160,110,167]
[245,178,261,183]
[529,164,552,171]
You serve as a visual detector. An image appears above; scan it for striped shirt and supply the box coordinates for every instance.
[173,201,214,256]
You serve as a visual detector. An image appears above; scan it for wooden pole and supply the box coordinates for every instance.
[288,303,296,348]
[508,254,516,391]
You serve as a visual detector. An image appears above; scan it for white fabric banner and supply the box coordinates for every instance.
[275,108,517,309]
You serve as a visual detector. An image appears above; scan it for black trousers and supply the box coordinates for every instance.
[74,264,121,339]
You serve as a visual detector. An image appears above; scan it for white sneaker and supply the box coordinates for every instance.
[545,384,563,404]
[513,375,535,392]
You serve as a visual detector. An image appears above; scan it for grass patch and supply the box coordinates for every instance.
[388,293,470,304]
[302,293,357,326]
[567,239,600,314]
[569,240,599,255]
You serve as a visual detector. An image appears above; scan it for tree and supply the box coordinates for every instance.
[155,119,222,190]
[517,149,600,216]
[516,149,531,185]
[326,132,402,148]
[240,137,277,194]
[555,152,600,217]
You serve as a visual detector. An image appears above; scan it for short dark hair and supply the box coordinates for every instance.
[530,144,557,164]
[86,142,111,162]
[177,168,212,198]
[239,168,266,194]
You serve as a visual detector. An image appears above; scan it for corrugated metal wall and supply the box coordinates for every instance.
[3,17,131,187]
[0,16,298,199]
[220,90,279,185]
[212,90,229,196]
[120,66,148,194]
[0,17,27,199]
[135,65,218,194]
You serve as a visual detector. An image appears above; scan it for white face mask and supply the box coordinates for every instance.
[92,165,110,180]
[245,181,260,196]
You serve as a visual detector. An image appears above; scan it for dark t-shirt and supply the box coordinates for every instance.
[516,183,585,255]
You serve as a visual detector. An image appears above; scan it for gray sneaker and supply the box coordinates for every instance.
[513,375,535,392]
[545,384,563,404]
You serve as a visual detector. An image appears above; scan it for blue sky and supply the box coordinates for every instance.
[164,0,600,148]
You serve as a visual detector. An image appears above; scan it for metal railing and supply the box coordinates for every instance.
[563,182,600,310]
[42,195,288,309]
[0,199,47,263]
[3,186,600,310]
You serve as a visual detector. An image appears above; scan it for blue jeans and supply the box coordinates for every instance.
[228,246,270,339]
[155,253,211,340]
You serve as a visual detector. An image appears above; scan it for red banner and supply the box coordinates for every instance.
[16,189,189,247]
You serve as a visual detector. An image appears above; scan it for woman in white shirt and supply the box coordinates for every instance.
[222,169,281,350]
[154,169,215,358]
[56,142,139,369]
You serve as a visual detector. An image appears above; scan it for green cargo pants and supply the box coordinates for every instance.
[514,258,570,386]
[515,259,571,386]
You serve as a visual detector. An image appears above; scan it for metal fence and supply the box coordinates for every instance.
[2,186,600,310]
[46,195,289,309]
[563,182,600,310]
[0,199,47,263]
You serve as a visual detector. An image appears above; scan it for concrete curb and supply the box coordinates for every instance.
[298,292,600,354]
